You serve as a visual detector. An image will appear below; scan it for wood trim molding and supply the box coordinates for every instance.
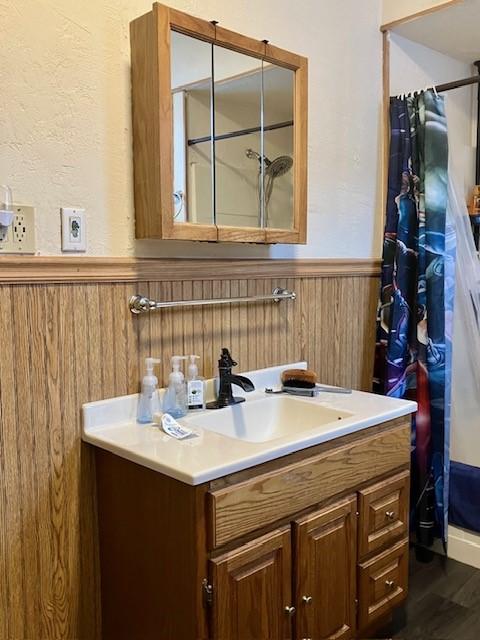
[380,0,463,32]
[0,257,381,284]
[382,30,390,227]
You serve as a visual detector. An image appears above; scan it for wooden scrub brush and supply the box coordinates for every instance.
[281,369,317,389]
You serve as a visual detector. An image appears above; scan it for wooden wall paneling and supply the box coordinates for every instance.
[229,281,240,369]
[73,284,102,639]
[172,281,185,367]
[12,286,41,631]
[264,279,273,370]
[85,284,104,402]
[182,280,194,362]
[159,281,173,385]
[112,283,129,397]
[0,265,380,639]
[147,281,162,387]
[337,277,352,386]
[237,280,249,372]
[29,286,51,634]
[0,286,25,639]
[219,281,231,365]
[124,282,141,394]
[211,280,223,371]
[202,281,214,377]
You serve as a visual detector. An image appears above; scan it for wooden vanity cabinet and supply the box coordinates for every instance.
[293,496,357,640]
[210,527,292,640]
[94,416,411,640]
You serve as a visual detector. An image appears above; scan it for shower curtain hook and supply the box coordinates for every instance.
[433,85,439,97]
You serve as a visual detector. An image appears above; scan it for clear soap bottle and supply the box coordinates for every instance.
[163,356,188,419]
[136,357,161,424]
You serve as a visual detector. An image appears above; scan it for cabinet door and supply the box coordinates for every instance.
[210,526,293,640]
[293,496,357,640]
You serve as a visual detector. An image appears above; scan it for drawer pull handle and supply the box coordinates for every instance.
[285,605,296,616]
[386,510,396,520]
[385,580,395,589]
[302,595,313,604]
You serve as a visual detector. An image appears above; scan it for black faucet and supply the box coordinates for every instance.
[206,348,255,409]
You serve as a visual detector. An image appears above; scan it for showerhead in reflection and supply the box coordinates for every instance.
[245,148,293,210]
[245,148,292,177]
[266,155,293,178]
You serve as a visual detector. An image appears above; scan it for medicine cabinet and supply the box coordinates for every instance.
[130,3,308,243]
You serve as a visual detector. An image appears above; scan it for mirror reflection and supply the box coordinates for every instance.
[170,32,295,231]
[263,64,294,229]
[213,46,263,228]
[170,31,214,225]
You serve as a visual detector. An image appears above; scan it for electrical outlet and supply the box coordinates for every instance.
[0,205,36,254]
[0,222,13,252]
[61,207,86,252]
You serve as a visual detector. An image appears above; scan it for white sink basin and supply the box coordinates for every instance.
[185,395,353,443]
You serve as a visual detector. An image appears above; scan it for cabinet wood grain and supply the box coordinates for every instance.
[294,496,357,640]
[95,449,209,640]
[208,420,410,547]
[130,3,308,243]
[210,527,292,640]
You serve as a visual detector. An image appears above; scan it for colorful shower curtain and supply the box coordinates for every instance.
[374,90,456,546]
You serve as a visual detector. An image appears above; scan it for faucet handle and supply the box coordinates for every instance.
[219,348,237,368]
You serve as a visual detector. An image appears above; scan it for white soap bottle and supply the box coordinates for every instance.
[137,357,161,424]
[163,356,188,419]
[187,355,205,411]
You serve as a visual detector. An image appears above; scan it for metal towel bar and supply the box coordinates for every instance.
[129,287,296,315]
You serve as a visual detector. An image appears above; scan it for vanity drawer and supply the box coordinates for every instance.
[358,470,409,559]
[207,420,410,548]
[358,537,409,631]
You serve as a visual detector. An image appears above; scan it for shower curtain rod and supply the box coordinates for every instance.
[392,58,480,97]
[187,120,293,146]
[391,74,480,97]
[391,62,480,183]
[436,75,480,93]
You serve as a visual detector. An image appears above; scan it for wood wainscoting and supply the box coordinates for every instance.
[0,257,380,639]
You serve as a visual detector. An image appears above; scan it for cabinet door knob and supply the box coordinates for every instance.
[284,605,296,616]
[385,580,395,589]
[386,510,396,520]
[302,595,313,604]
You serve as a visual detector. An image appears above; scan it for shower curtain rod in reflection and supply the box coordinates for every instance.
[187,120,293,146]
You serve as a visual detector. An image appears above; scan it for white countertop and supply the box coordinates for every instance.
[82,362,417,485]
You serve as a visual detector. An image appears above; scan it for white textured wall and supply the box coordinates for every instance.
[0,0,383,258]
[382,0,461,25]
[389,33,475,197]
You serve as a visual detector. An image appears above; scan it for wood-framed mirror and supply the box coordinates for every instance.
[130,3,308,244]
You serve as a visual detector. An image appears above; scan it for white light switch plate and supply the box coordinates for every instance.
[61,207,86,252]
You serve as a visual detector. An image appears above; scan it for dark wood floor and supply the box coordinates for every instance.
[379,547,480,639]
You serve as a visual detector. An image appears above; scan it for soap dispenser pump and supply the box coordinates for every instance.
[137,357,161,424]
[187,355,205,410]
[163,356,188,419]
